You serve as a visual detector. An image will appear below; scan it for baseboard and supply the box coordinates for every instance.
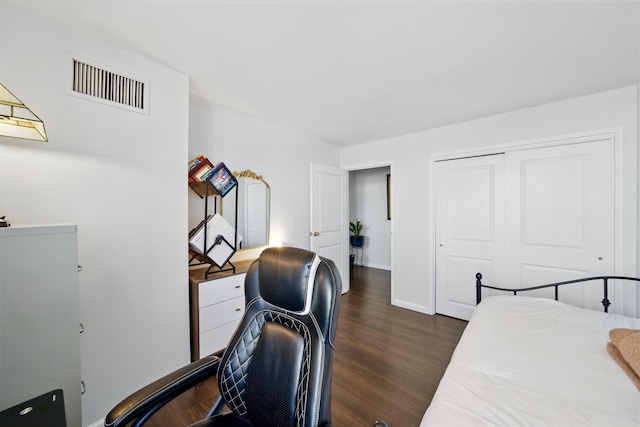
[353,262,391,271]
[88,418,105,427]
[393,298,432,315]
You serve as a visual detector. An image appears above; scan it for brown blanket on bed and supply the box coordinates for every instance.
[608,328,640,391]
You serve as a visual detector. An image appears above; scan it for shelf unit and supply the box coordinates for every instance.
[189,175,239,279]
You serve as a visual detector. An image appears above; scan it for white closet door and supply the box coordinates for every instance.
[435,139,615,320]
[504,140,614,311]
[435,155,505,320]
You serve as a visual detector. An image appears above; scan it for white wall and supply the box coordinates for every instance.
[188,99,341,251]
[342,86,638,315]
[349,167,391,270]
[0,4,190,425]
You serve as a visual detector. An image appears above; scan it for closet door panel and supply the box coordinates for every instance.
[435,155,505,320]
[504,140,614,311]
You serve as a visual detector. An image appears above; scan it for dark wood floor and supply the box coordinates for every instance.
[141,266,467,427]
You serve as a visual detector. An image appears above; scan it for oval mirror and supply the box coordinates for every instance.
[221,170,270,249]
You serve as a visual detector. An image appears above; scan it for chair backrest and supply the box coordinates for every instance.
[216,247,342,427]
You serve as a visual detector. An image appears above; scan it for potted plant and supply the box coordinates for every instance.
[349,219,364,247]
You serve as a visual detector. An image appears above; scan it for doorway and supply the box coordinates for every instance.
[348,166,392,272]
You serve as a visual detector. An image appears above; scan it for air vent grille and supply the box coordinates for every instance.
[72,59,146,111]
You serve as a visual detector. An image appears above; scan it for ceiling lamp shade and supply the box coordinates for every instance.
[0,83,48,142]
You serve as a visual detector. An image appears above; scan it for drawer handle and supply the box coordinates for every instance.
[235,285,241,289]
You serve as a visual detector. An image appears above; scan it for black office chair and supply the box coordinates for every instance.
[105,246,342,427]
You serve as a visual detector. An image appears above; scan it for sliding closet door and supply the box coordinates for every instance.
[435,139,615,320]
[435,155,505,320]
[504,141,614,311]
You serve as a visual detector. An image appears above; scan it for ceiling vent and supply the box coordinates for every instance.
[70,57,149,114]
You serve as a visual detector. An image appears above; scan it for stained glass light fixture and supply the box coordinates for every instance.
[0,83,48,142]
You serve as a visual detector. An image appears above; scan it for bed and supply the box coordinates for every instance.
[421,275,640,426]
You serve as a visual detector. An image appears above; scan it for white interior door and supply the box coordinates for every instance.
[310,163,349,293]
[435,154,505,320]
[504,141,614,310]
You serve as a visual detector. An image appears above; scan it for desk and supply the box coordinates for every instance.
[189,259,255,360]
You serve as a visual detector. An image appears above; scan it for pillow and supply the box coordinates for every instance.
[608,328,640,391]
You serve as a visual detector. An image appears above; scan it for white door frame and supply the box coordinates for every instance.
[429,127,635,316]
[347,162,394,303]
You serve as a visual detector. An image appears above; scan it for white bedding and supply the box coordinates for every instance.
[421,296,640,426]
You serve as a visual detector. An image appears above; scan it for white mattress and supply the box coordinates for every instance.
[421,296,640,426]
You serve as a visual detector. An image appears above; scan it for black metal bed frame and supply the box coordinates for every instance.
[475,273,640,313]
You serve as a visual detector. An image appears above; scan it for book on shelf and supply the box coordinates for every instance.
[189,164,212,183]
[188,155,205,170]
[188,155,214,183]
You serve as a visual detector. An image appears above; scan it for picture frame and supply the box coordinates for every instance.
[387,173,391,220]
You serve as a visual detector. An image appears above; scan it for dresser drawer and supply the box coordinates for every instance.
[199,295,245,333]
[199,320,241,357]
[198,273,245,308]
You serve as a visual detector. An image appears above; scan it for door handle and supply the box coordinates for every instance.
[311,231,320,236]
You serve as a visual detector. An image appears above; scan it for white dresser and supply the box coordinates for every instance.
[0,224,81,427]
[189,259,254,360]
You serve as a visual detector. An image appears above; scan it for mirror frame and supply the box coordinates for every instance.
[232,169,270,249]
[233,170,271,190]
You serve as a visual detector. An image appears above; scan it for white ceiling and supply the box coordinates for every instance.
[10,0,640,147]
